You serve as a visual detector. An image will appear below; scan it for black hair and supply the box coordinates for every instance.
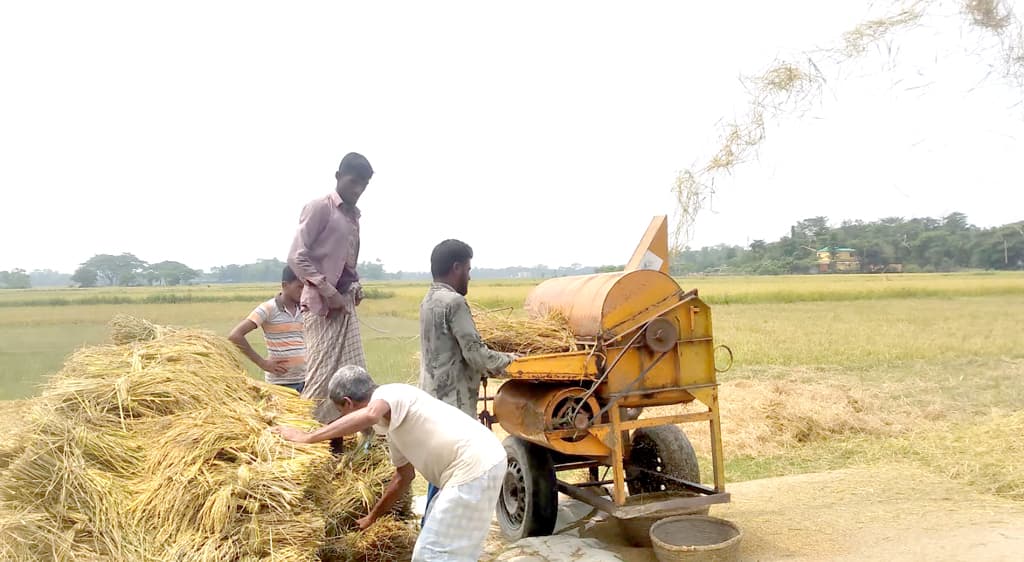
[282,266,298,283]
[338,152,374,181]
[430,239,473,279]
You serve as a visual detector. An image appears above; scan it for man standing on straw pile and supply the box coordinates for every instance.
[228,266,307,392]
[273,366,506,562]
[288,153,373,427]
[418,239,514,521]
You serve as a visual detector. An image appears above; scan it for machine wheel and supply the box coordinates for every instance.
[628,425,700,494]
[496,436,558,541]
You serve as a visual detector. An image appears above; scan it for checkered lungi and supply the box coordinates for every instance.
[300,309,365,424]
[413,460,505,561]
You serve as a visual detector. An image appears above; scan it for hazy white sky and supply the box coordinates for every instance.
[2,1,1022,273]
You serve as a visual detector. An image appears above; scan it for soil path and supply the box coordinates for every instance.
[481,464,1024,561]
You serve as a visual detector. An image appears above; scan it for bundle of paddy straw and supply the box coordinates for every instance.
[470,303,576,356]
[0,315,414,562]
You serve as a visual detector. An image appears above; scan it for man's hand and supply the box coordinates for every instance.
[270,426,311,443]
[499,353,519,373]
[260,357,289,375]
[326,291,353,319]
[355,514,375,531]
[352,282,365,307]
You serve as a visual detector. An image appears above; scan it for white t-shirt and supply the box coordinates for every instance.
[370,384,507,488]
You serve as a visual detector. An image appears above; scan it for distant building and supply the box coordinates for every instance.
[816,247,861,273]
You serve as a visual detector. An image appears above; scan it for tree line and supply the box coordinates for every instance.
[674,213,1024,275]
[3,256,403,288]
[3,212,1021,289]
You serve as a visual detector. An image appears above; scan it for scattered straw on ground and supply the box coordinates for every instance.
[0,315,415,562]
[648,378,926,457]
[648,374,1022,503]
[471,303,575,355]
[901,410,1024,501]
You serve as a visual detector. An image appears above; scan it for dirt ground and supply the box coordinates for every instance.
[480,463,1024,561]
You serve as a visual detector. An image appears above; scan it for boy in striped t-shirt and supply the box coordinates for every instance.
[229,266,307,391]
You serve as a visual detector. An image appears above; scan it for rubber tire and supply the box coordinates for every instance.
[496,436,558,541]
[627,425,700,495]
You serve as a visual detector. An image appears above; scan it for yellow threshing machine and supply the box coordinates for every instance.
[487,216,729,540]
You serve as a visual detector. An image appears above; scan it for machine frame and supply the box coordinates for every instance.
[483,216,731,536]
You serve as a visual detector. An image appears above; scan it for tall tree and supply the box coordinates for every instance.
[146,261,200,286]
[71,266,99,288]
[0,269,31,289]
[81,253,147,286]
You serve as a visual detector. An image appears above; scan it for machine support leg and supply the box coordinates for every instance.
[609,405,627,505]
[709,391,726,492]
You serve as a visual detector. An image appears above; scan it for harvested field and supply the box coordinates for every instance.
[1,276,1022,561]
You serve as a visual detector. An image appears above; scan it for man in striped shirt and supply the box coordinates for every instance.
[229,266,307,391]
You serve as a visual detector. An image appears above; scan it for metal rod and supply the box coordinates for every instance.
[609,406,627,505]
[604,382,717,399]
[557,481,617,514]
[613,493,730,520]
[544,411,714,439]
[575,479,615,488]
[554,460,602,471]
[710,390,726,492]
[566,325,651,424]
[558,481,731,519]
[625,466,718,495]
[588,350,669,425]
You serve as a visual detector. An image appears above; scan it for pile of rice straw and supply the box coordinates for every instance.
[470,303,575,356]
[0,315,414,562]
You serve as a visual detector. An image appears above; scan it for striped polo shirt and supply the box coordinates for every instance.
[248,295,306,385]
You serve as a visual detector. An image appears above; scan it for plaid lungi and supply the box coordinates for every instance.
[300,309,365,424]
[413,460,505,561]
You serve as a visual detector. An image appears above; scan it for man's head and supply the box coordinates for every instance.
[281,266,303,303]
[431,239,473,296]
[328,365,379,417]
[335,152,373,207]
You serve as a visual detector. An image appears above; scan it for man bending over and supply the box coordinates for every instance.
[272,366,506,562]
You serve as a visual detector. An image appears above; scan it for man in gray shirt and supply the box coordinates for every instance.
[419,239,513,417]
[419,239,513,520]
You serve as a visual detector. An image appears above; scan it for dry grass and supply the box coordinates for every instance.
[838,4,926,57]
[0,400,29,471]
[109,312,178,344]
[649,378,937,458]
[671,0,1023,249]
[648,374,1023,503]
[0,315,415,562]
[471,303,575,355]
[322,516,418,562]
[963,0,1024,84]
[965,0,1013,30]
[903,410,1024,500]
[672,3,920,249]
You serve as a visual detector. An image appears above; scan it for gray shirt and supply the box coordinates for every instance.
[419,282,513,417]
